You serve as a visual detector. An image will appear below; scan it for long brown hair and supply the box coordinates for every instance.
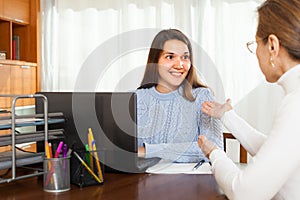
[257,0,300,61]
[138,29,207,101]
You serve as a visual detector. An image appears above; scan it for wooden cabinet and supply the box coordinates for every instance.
[0,61,37,108]
[0,0,32,60]
[2,0,30,24]
[0,0,39,61]
[0,0,40,109]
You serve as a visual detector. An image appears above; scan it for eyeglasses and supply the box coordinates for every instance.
[246,37,268,54]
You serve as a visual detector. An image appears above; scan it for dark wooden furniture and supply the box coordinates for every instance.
[0,172,227,200]
[223,132,247,163]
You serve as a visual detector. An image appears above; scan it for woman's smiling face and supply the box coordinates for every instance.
[156,39,191,93]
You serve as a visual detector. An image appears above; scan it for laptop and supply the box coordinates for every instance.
[35,92,154,173]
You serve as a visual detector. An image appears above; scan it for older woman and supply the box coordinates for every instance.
[198,0,300,199]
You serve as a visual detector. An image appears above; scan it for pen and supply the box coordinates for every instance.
[45,141,51,159]
[45,141,52,176]
[55,141,64,158]
[62,143,68,175]
[193,159,205,171]
[63,143,67,158]
[73,151,103,184]
[88,131,94,170]
[90,132,104,182]
[85,144,91,166]
[48,142,53,158]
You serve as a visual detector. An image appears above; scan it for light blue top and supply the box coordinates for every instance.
[136,86,223,163]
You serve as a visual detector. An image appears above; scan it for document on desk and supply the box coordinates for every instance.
[145,160,212,174]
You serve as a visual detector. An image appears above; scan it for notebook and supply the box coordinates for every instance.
[35,92,153,173]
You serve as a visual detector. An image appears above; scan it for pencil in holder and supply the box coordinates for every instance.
[70,150,104,187]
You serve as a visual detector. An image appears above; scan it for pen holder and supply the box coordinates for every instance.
[43,156,71,193]
[70,150,104,187]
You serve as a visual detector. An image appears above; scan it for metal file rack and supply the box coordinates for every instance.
[0,94,64,183]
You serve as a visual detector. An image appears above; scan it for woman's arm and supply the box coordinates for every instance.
[222,110,266,156]
[202,100,266,156]
[143,141,204,162]
[200,98,300,199]
[138,116,223,163]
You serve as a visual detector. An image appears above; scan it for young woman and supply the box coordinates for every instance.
[136,29,223,163]
[198,0,300,199]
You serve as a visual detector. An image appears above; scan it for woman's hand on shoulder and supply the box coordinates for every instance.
[202,99,232,119]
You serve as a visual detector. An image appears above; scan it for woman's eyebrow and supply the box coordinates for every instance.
[162,51,189,55]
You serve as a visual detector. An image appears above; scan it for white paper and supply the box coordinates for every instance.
[146,160,212,174]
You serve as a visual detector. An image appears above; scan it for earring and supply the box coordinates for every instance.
[270,57,276,68]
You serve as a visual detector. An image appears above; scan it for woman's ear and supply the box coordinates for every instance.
[268,34,280,58]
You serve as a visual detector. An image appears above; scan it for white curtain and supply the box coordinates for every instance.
[40,0,283,135]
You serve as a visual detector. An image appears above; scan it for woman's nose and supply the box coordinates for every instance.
[174,59,184,69]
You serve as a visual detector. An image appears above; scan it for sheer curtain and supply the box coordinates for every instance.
[40,0,283,136]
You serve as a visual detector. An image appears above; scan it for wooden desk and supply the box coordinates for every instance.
[0,173,227,200]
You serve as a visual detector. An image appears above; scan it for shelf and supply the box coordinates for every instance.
[0,129,64,146]
[0,60,37,66]
[0,118,65,130]
[0,151,43,171]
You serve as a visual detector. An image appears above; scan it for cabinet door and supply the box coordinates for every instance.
[0,64,11,108]
[10,64,37,106]
[0,0,3,18]
[10,65,23,107]
[2,0,30,24]
[22,65,37,106]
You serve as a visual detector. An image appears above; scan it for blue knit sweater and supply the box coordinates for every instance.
[136,86,223,163]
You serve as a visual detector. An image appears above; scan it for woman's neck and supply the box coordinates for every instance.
[155,84,178,93]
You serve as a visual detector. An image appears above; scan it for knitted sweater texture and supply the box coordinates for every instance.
[136,86,223,162]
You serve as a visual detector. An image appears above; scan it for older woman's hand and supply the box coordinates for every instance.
[198,135,218,158]
[202,99,233,119]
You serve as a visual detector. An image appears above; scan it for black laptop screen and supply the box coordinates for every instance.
[36,92,140,173]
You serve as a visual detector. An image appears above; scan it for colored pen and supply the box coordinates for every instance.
[88,131,94,170]
[63,143,67,158]
[91,140,104,182]
[48,142,53,158]
[73,151,103,184]
[89,128,104,182]
[193,159,205,171]
[85,144,91,166]
[55,141,64,158]
[45,141,51,159]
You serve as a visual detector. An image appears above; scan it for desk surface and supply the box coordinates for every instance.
[0,173,227,200]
